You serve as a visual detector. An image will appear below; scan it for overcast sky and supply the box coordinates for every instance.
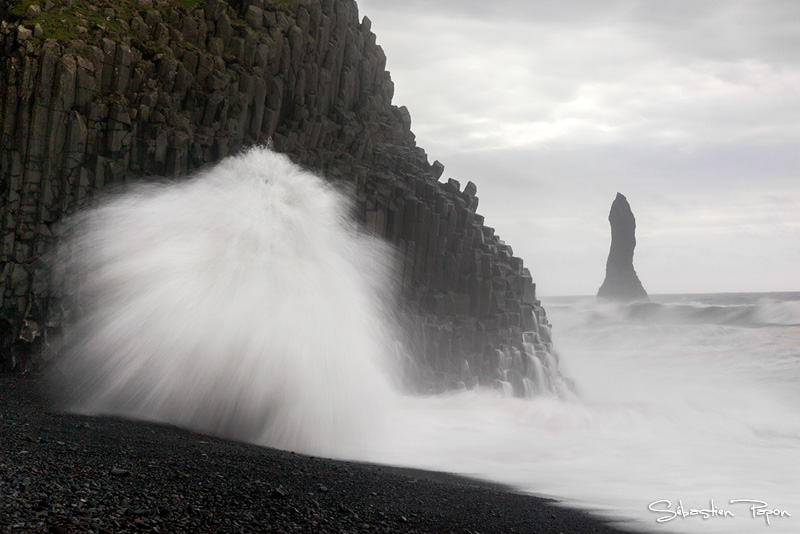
[355,0,799,296]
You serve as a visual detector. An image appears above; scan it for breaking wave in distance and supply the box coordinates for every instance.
[574,294,800,328]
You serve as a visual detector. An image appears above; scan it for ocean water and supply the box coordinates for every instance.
[50,148,800,533]
[372,293,800,533]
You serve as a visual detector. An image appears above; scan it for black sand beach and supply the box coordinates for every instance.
[1,375,641,533]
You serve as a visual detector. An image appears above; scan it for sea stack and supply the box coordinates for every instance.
[597,193,649,301]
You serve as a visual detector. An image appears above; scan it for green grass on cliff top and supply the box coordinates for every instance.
[10,0,202,19]
[8,0,202,44]
[9,1,295,45]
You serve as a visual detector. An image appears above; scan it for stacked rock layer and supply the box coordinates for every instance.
[0,0,553,393]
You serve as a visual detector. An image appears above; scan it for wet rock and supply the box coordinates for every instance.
[431,160,444,179]
[271,486,288,499]
[597,193,649,301]
[463,180,477,197]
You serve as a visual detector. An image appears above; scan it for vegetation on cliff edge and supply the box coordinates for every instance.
[6,0,201,44]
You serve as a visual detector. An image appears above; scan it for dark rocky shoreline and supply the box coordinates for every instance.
[0,375,642,533]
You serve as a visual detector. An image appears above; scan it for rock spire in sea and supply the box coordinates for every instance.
[597,193,648,301]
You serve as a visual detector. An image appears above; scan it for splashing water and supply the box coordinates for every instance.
[51,148,800,533]
[51,147,397,457]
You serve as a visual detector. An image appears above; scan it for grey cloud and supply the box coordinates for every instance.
[627,0,800,64]
[356,0,799,294]
[360,0,631,25]
[361,0,800,63]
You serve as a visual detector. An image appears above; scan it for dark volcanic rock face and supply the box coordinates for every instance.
[597,193,648,301]
[0,0,556,392]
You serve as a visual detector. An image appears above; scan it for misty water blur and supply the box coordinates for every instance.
[368,294,800,533]
[50,147,399,457]
[50,148,800,533]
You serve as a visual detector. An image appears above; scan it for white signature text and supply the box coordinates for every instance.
[648,499,791,525]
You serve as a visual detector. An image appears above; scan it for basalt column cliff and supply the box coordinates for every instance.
[597,193,648,301]
[0,0,556,393]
